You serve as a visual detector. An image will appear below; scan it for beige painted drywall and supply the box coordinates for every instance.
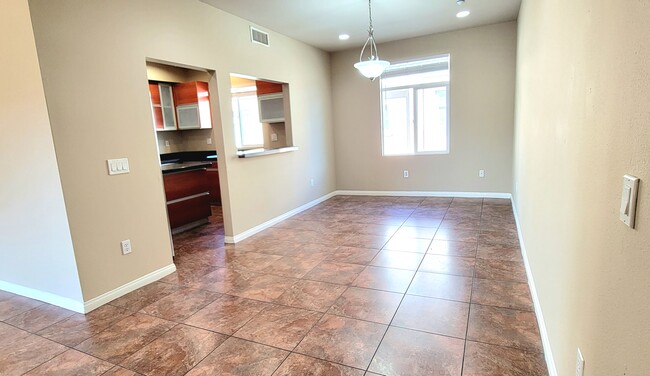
[331,22,516,193]
[28,0,336,301]
[514,0,650,374]
[0,0,83,303]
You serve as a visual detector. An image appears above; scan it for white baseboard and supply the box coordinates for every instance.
[82,263,176,313]
[0,280,85,313]
[224,191,338,244]
[511,199,557,376]
[335,190,512,199]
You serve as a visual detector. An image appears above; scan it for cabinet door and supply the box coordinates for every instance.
[173,82,199,106]
[258,94,284,123]
[207,163,221,205]
[159,84,177,130]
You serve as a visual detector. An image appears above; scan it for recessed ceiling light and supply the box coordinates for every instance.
[339,33,350,40]
[456,10,470,18]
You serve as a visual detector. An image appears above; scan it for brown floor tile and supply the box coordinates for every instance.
[139,288,219,322]
[392,295,469,339]
[234,305,322,350]
[370,250,424,271]
[274,280,347,312]
[121,324,227,376]
[479,229,520,247]
[304,262,366,285]
[439,217,481,230]
[402,217,442,228]
[407,272,472,302]
[273,353,364,376]
[368,326,464,375]
[23,349,113,376]
[474,259,527,282]
[393,226,437,239]
[0,290,15,302]
[354,224,400,237]
[227,272,297,302]
[37,305,132,347]
[433,227,479,243]
[227,251,284,272]
[186,337,288,376]
[472,278,533,311]
[419,255,475,277]
[109,282,179,311]
[326,246,380,265]
[4,303,75,333]
[482,198,511,206]
[74,313,175,364]
[102,367,140,376]
[187,267,249,293]
[463,341,548,376]
[382,237,431,253]
[184,294,270,335]
[265,256,322,278]
[295,314,387,369]
[0,323,67,376]
[328,287,402,324]
[428,240,477,257]
[0,296,44,321]
[341,234,391,249]
[352,266,415,293]
[476,243,523,262]
[467,304,543,353]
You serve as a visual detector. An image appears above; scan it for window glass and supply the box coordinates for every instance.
[381,55,450,156]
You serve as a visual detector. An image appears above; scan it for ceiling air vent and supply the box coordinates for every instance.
[250,26,270,47]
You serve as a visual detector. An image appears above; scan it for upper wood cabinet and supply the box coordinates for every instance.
[173,81,212,130]
[149,82,177,131]
[255,80,283,95]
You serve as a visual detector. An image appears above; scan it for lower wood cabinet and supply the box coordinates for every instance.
[206,162,221,205]
[163,168,211,232]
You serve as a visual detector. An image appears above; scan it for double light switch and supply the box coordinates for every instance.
[620,175,639,228]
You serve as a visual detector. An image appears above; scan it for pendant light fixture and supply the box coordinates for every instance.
[354,0,390,80]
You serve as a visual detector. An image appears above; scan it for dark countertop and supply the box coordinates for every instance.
[160,151,216,174]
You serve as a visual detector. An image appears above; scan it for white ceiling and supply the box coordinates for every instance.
[200,0,521,52]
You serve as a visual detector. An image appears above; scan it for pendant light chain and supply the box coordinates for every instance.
[354,0,390,80]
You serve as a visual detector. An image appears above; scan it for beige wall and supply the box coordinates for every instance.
[0,0,83,304]
[331,22,517,193]
[28,0,336,301]
[514,0,650,375]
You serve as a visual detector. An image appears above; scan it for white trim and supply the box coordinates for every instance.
[82,264,176,313]
[224,191,338,244]
[335,190,512,199]
[511,199,557,376]
[0,281,85,313]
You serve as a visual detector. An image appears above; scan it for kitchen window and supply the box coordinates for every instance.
[380,55,450,156]
[232,91,264,148]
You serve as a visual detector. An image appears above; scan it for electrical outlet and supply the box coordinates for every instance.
[403,170,409,178]
[121,239,132,255]
[576,348,585,376]
[310,178,315,187]
[271,133,278,142]
[479,169,485,178]
[165,140,170,147]
[207,138,212,145]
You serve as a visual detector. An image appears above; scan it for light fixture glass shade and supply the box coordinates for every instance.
[354,59,390,79]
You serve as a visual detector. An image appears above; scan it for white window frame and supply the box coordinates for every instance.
[232,92,264,149]
[380,55,450,156]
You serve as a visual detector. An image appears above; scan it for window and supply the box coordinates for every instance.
[381,55,450,156]
[231,90,264,148]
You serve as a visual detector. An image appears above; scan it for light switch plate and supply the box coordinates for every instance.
[620,175,639,228]
[107,158,130,175]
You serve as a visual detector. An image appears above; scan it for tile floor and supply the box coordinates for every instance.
[0,196,548,375]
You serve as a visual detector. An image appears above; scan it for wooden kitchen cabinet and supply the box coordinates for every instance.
[149,81,177,131]
[163,168,211,232]
[173,81,212,130]
[206,162,221,205]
